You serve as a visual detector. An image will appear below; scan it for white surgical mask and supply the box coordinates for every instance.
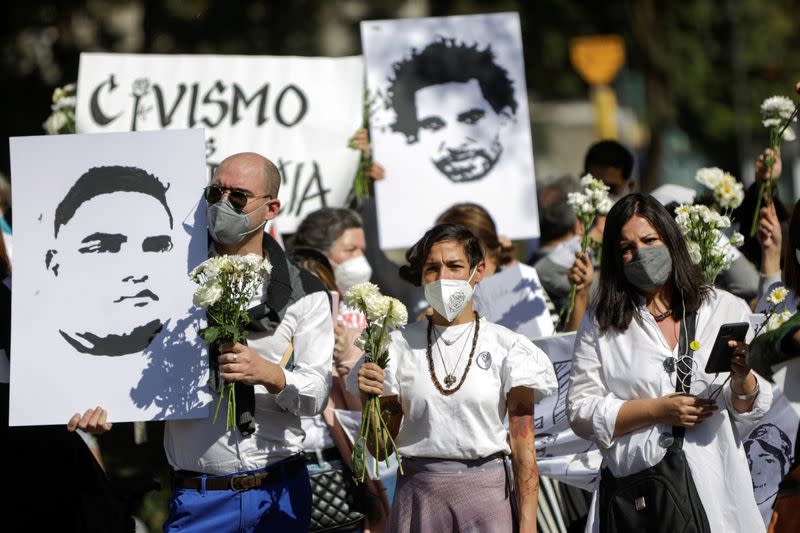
[424,267,478,322]
[334,255,372,294]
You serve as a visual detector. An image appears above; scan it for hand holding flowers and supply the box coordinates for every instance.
[564,174,612,322]
[345,282,408,483]
[190,254,272,431]
[750,94,799,236]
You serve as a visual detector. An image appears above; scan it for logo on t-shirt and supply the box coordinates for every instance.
[476,351,492,370]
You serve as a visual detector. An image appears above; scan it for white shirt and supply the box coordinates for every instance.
[348,317,557,459]
[567,289,771,533]
[164,290,333,475]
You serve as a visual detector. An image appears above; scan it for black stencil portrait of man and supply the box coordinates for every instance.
[9,129,208,426]
[45,166,174,356]
[362,13,539,250]
[387,38,517,183]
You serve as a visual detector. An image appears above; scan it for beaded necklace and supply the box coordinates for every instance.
[425,311,480,396]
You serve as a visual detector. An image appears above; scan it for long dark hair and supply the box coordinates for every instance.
[596,193,709,333]
[399,223,484,286]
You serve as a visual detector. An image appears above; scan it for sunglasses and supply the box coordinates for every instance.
[204,185,271,212]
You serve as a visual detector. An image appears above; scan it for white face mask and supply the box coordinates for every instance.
[334,255,373,294]
[424,267,478,322]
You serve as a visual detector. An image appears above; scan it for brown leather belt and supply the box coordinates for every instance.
[173,455,306,491]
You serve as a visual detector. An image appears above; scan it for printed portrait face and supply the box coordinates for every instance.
[46,167,174,356]
[388,38,518,184]
[414,79,510,183]
[748,440,784,504]
[744,423,793,505]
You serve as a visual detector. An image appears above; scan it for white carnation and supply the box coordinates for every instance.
[784,126,797,142]
[193,282,223,308]
[695,167,725,189]
[343,282,380,309]
[761,96,797,124]
[729,231,744,247]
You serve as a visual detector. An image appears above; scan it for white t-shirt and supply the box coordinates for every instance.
[568,289,771,533]
[349,317,557,460]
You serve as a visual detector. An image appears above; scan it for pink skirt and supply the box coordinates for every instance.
[388,455,515,533]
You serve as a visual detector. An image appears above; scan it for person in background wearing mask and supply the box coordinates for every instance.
[162,152,334,532]
[292,207,372,329]
[349,223,557,533]
[567,193,770,532]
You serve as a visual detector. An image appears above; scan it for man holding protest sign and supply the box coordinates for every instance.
[162,152,333,532]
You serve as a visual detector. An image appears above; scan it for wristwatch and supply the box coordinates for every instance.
[732,380,760,401]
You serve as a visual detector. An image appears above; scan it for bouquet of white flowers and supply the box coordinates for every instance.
[674,204,744,285]
[750,95,799,236]
[344,282,408,483]
[190,254,272,430]
[43,83,77,135]
[564,174,613,322]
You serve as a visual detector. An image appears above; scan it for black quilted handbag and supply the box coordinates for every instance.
[309,465,366,532]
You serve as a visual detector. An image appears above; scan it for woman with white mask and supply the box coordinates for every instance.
[293,208,373,334]
[348,223,557,533]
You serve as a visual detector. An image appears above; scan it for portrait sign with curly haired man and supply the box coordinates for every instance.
[362,13,540,249]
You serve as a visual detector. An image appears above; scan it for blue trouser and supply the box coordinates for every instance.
[164,458,312,532]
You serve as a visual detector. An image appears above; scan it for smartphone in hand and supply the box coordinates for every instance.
[703,322,750,374]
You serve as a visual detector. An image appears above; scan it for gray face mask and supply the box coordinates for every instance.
[623,245,672,292]
[206,199,267,246]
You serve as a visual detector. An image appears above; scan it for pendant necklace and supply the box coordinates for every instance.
[426,312,480,395]
[433,321,473,387]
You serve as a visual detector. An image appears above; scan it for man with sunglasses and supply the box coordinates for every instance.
[163,152,334,532]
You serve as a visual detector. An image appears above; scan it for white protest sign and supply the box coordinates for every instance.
[76,53,364,233]
[9,129,210,425]
[474,263,555,339]
[532,332,602,490]
[361,12,540,249]
[742,385,799,526]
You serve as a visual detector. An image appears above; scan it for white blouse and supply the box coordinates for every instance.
[348,317,557,460]
[567,289,771,533]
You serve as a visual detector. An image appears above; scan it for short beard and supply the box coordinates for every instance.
[60,318,164,356]
[433,142,502,183]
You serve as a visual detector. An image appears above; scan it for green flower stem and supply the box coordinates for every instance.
[749,171,770,238]
[564,215,595,324]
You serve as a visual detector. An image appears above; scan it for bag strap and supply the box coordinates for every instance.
[673,310,697,447]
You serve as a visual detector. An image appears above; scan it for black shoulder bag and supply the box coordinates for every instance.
[599,312,711,533]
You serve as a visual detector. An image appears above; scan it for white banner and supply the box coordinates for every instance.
[533,332,602,491]
[9,129,210,425]
[76,53,364,232]
[361,12,539,249]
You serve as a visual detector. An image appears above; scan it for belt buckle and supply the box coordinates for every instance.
[229,474,257,491]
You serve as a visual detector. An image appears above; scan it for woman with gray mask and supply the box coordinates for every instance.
[567,193,771,532]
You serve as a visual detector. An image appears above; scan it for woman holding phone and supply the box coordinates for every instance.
[567,193,771,532]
